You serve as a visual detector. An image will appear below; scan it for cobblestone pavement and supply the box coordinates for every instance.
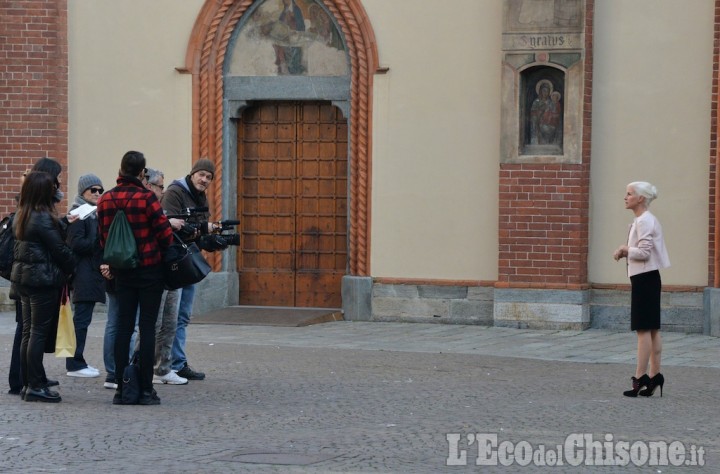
[0,312,718,473]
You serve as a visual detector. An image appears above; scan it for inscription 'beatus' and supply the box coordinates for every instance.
[521,35,570,48]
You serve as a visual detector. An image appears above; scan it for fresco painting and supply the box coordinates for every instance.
[528,79,563,146]
[228,0,347,76]
[506,0,582,31]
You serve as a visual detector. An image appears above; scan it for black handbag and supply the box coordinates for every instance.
[164,233,211,290]
[122,352,141,405]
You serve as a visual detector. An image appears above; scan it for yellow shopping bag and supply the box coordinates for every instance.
[54,285,76,358]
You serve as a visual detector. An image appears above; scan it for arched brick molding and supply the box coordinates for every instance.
[181,0,377,274]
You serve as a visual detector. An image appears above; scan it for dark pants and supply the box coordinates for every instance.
[66,301,95,371]
[17,284,61,389]
[114,266,164,394]
[8,300,23,392]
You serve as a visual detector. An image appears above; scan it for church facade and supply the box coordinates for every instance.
[1,0,718,335]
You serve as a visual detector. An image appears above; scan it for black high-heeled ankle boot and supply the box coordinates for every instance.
[639,373,664,397]
[623,374,650,397]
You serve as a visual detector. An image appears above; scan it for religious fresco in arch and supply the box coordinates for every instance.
[528,79,562,146]
[521,67,565,154]
[505,0,582,32]
[227,0,348,76]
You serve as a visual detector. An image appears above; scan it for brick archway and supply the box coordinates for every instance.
[180,0,377,275]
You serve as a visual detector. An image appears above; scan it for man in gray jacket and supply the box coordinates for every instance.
[161,158,227,381]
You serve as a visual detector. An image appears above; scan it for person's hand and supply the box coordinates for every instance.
[100,264,114,280]
[66,213,80,224]
[169,218,185,231]
[613,245,628,261]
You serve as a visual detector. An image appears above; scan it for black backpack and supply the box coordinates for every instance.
[0,213,16,280]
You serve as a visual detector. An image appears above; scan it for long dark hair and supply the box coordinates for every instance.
[15,171,57,240]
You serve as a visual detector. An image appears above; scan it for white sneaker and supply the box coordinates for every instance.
[67,368,100,378]
[153,371,188,385]
[86,365,100,375]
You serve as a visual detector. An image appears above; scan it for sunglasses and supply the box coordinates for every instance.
[88,187,104,194]
[150,182,164,190]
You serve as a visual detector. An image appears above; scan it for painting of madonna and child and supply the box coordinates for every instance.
[522,70,565,156]
[227,0,348,76]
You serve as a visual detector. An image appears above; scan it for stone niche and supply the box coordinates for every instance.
[501,0,587,164]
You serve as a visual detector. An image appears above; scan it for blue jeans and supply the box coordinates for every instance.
[66,301,95,371]
[103,293,138,382]
[171,284,195,371]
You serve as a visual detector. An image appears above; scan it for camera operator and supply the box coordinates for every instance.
[160,158,224,381]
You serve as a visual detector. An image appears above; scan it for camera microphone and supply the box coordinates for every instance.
[220,219,240,226]
[186,207,208,213]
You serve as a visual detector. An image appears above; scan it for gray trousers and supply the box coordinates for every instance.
[155,289,180,376]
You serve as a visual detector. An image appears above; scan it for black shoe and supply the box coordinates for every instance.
[24,387,61,403]
[623,374,650,397]
[138,389,161,405]
[639,373,664,397]
[8,388,22,396]
[45,379,59,387]
[177,364,205,380]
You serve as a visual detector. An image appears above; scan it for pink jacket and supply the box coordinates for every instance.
[627,210,671,277]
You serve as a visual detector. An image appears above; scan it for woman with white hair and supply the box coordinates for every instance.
[613,181,671,397]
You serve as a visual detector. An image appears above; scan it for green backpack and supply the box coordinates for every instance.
[103,199,139,270]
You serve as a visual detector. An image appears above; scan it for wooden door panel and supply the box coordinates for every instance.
[240,271,294,307]
[295,272,342,307]
[238,102,346,307]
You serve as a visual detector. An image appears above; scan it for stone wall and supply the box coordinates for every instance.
[367,282,706,334]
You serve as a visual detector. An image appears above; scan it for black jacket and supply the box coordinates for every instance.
[67,210,105,303]
[11,211,77,288]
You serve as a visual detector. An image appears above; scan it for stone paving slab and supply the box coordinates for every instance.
[0,312,718,473]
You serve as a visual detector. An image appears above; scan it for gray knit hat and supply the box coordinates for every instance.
[190,158,215,178]
[77,173,103,195]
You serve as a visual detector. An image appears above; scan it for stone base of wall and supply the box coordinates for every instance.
[591,289,704,334]
[371,283,494,325]
[192,271,239,315]
[494,288,589,330]
[3,276,712,335]
[703,287,720,336]
[366,282,707,334]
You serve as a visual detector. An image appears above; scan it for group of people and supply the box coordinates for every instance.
[6,151,227,405]
[4,151,672,403]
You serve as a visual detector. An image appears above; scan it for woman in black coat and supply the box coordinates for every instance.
[11,171,78,403]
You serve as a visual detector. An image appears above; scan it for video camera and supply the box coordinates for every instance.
[165,207,240,247]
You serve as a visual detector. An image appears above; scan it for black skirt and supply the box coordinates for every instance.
[630,270,661,331]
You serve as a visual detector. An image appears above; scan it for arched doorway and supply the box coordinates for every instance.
[181,0,377,308]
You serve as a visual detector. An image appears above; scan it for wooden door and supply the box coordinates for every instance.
[237,102,347,307]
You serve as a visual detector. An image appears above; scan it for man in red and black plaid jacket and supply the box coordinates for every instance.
[96,150,173,406]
